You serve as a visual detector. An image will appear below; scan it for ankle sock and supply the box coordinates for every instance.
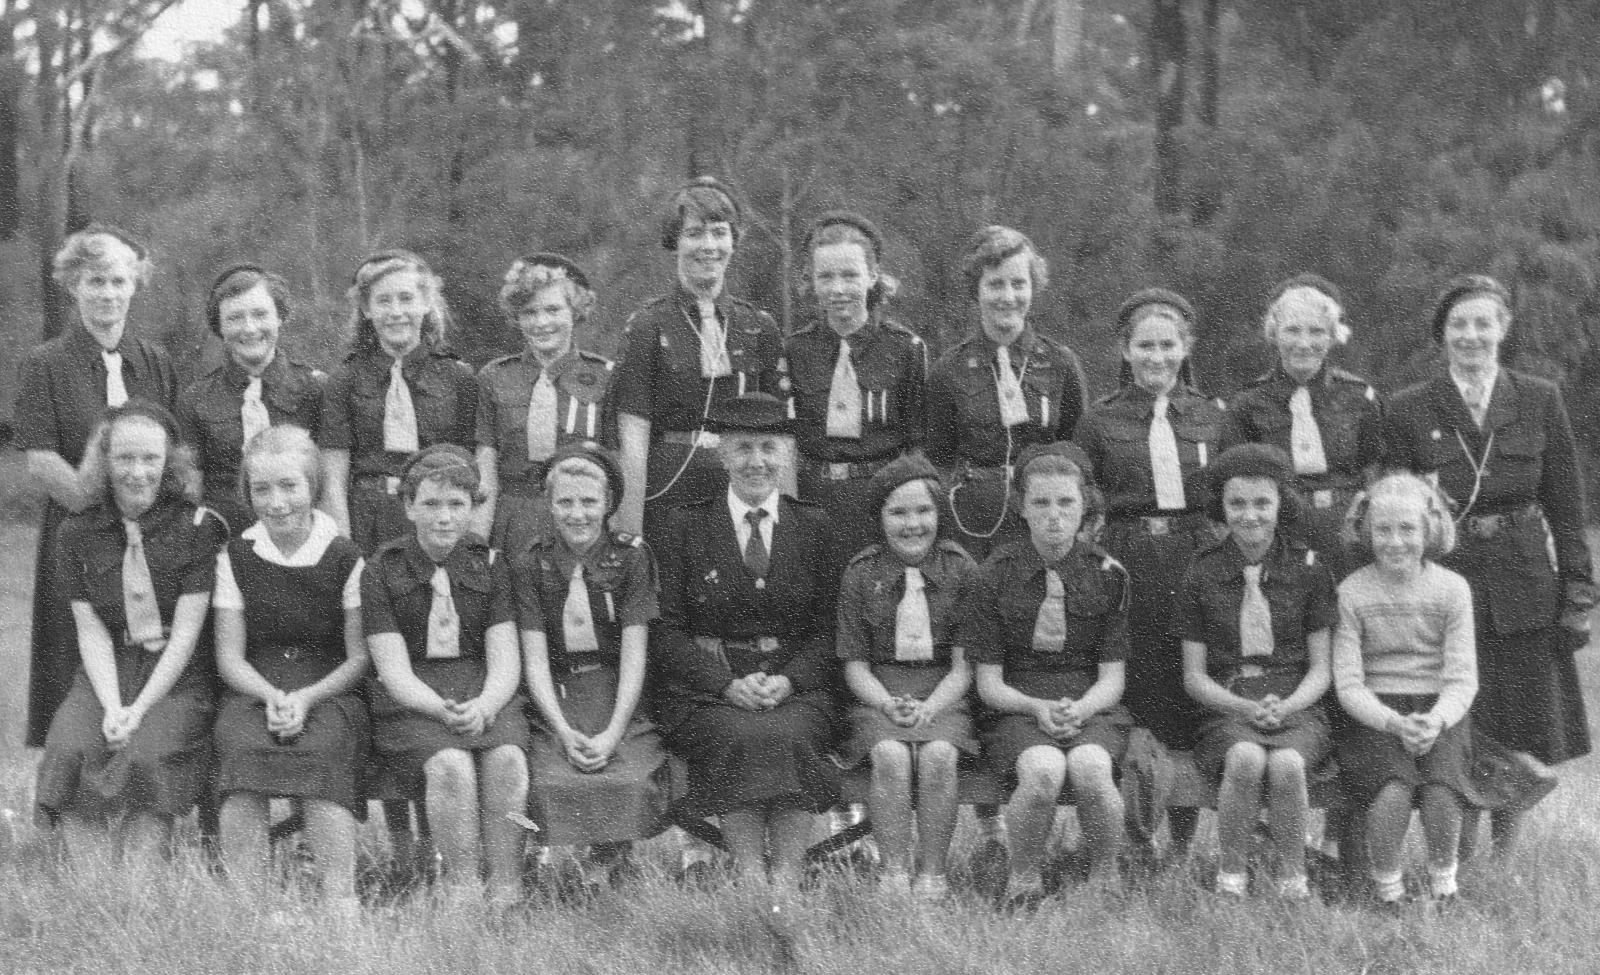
[1372,869,1405,903]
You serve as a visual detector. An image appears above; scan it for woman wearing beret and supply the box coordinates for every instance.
[1383,274,1594,854]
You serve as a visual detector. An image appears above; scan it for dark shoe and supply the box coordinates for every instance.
[967,839,1011,903]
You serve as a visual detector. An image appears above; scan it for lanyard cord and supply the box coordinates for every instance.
[644,307,726,504]
[1451,428,1495,524]
[948,350,1030,541]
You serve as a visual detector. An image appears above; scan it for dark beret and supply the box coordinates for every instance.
[1430,274,1510,342]
[706,392,791,435]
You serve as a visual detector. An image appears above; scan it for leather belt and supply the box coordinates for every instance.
[660,430,721,449]
[807,458,885,481]
[1111,512,1200,537]
[960,463,1013,481]
[1462,503,1543,540]
[354,474,403,496]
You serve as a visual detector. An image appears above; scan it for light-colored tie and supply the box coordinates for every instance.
[241,377,271,451]
[894,567,935,662]
[825,339,864,439]
[562,563,600,654]
[696,299,732,378]
[1031,568,1068,654]
[1464,378,1489,428]
[526,369,558,461]
[122,520,165,651]
[1149,394,1186,510]
[1240,564,1274,664]
[383,357,420,453]
[995,345,1030,428]
[1287,385,1328,476]
[425,565,461,659]
[103,350,128,407]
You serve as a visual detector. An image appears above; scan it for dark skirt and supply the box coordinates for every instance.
[367,658,531,800]
[643,440,727,540]
[943,469,1024,564]
[662,687,839,820]
[979,669,1133,776]
[348,481,413,557]
[527,665,670,845]
[35,662,215,822]
[1472,627,1590,766]
[490,489,552,560]
[842,663,978,766]
[1335,693,1476,806]
[1192,673,1331,784]
[213,654,370,815]
[27,500,75,747]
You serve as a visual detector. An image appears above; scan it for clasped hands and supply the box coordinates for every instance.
[558,725,622,773]
[1032,697,1090,740]
[265,689,313,742]
[1390,710,1444,756]
[723,672,792,712]
[1245,694,1288,731]
[438,696,496,738]
[101,703,147,750]
[879,695,939,729]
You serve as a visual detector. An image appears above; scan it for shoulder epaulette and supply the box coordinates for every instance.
[935,538,971,559]
[481,352,520,371]
[576,348,615,369]
[881,319,923,344]
[1244,371,1273,387]
[612,530,643,548]
[194,505,228,536]
[846,543,883,567]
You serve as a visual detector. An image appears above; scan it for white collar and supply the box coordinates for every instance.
[1448,363,1499,402]
[727,487,781,528]
[241,509,342,567]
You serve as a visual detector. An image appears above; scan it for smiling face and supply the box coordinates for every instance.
[74,258,140,341]
[406,476,475,561]
[247,450,314,550]
[108,415,168,518]
[1223,475,1280,556]
[881,478,939,565]
[1368,494,1427,576]
[1273,300,1336,383]
[675,215,735,295]
[218,282,282,373]
[549,468,608,554]
[812,240,876,335]
[517,283,576,363]
[1442,295,1508,372]
[364,268,428,357]
[1123,307,1192,395]
[718,431,783,507]
[1022,471,1084,560]
[977,251,1033,346]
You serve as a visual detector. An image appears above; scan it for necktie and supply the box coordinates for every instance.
[383,357,420,452]
[425,565,461,659]
[562,563,600,654]
[526,369,558,461]
[1240,564,1274,662]
[1032,568,1068,653]
[825,339,864,439]
[1287,386,1328,476]
[241,376,271,450]
[122,520,165,651]
[697,299,732,378]
[1149,394,1186,510]
[894,567,935,662]
[994,345,1030,428]
[743,508,769,578]
[1464,378,1489,428]
[103,350,128,407]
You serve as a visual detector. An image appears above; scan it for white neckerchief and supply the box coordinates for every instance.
[728,487,780,554]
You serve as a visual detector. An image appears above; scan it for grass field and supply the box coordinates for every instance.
[2,452,1599,974]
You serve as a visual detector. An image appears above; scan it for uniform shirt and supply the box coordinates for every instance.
[961,541,1130,675]
[925,330,1087,469]
[835,540,976,666]
[15,325,178,464]
[1218,364,1384,490]
[475,348,618,488]
[57,496,227,652]
[1173,534,1336,680]
[1075,383,1223,517]
[612,286,788,433]
[360,532,515,662]
[177,353,325,515]
[318,346,479,478]
[785,313,926,463]
[512,530,659,664]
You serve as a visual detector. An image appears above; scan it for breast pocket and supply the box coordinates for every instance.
[1172,418,1215,469]
[1493,430,1546,483]
[84,561,124,615]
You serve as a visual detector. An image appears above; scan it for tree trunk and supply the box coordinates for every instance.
[1197,0,1220,127]
[1149,0,1187,217]
[1015,0,1040,45]
[1052,0,1082,77]
[0,0,19,239]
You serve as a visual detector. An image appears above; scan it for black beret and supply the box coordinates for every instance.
[401,443,479,488]
[706,392,791,435]
[1116,288,1196,331]
[1430,274,1510,342]
[804,210,884,261]
[544,440,626,516]
[867,452,942,517]
[1205,443,1300,525]
[509,252,592,292]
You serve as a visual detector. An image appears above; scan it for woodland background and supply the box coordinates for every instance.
[2,0,1600,461]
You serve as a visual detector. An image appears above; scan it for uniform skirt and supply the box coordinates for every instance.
[842,663,978,766]
[35,658,215,822]
[1192,672,1331,784]
[213,653,370,815]
[1335,693,1476,806]
[27,500,76,747]
[527,665,670,845]
[662,687,839,821]
[979,669,1133,776]
[367,658,531,800]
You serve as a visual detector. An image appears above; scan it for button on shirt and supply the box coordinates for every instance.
[360,533,515,662]
[926,331,1088,468]
[1076,384,1222,517]
[14,325,178,465]
[511,531,660,661]
[1218,365,1383,491]
[475,349,619,486]
[318,346,478,478]
[834,542,977,667]
[960,542,1129,675]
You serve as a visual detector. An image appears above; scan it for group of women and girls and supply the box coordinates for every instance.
[13,175,1593,917]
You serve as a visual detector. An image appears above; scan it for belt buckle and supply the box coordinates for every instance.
[282,646,304,662]
[827,462,851,480]
[757,636,781,655]
[1146,516,1171,536]
[1238,663,1266,678]
[384,475,401,496]
[1312,489,1334,509]
[696,431,721,449]
[1473,515,1501,540]
[570,661,602,676]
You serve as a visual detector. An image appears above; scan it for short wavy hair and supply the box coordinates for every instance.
[499,258,597,324]
[52,224,152,292]
[347,250,451,354]
[658,176,744,251]
[1262,280,1351,346]
[207,264,292,338]
[1342,471,1457,559]
[1010,451,1105,541]
[239,424,324,512]
[958,225,1049,301]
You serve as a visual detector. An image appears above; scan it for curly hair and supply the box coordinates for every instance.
[52,225,152,292]
[958,225,1048,301]
[499,258,597,324]
[207,264,292,338]
[347,250,451,354]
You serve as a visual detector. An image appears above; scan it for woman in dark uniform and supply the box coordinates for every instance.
[836,454,978,901]
[1075,288,1222,854]
[926,225,1087,563]
[1219,274,1384,580]
[1383,274,1595,855]
[652,393,839,889]
[967,444,1131,906]
[475,254,617,557]
[786,211,927,555]
[516,443,668,888]
[34,401,226,860]
[16,226,179,749]
[212,426,368,917]
[177,265,325,534]
[1177,444,1334,900]
[612,177,790,538]
[361,445,530,907]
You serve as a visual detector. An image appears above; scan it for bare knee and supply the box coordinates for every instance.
[871,741,912,782]
[1064,745,1115,796]
[1265,748,1307,788]
[1222,742,1267,786]
[1014,747,1067,800]
[917,740,959,776]
[424,749,477,801]
[482,745,529,789]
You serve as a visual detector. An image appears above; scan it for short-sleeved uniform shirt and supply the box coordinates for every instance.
[785,314,927,464]
[318,346,479,479]
[512,530,659,664]
[475,348,618,488]
[961,541,1130,675]
[835,541,975,667]
[15,325,179,464]
[1076,383,1224,517]
[1219,364,1383,491]
[1173,535,1336,681]
[925,330,1087,469]
[359,533,515,660]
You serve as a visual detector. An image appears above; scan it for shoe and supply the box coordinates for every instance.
[912,874,950,904]
[968,839,1011,902]
[1000,877,1046,913]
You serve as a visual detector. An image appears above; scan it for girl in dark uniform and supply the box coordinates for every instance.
[837,454,978,901]
[212,426,368,917]
[516,444,667,888]
[34,401,226,862]
[968,444,1131,906]
[362,445,529,907]
[1177,445,1334,900]
[1075,288,1222,854]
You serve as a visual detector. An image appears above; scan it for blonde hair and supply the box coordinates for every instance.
[1342,471,1456,558]
[1263,285,1351,345]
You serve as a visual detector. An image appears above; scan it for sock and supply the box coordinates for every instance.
[1428,862,1459,899]
[977,812,1008,844]
[1372,869,1405,903]
[1215,870,1249,897]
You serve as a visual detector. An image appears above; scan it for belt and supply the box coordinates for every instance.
[695,634,781,674]
[566,659,609,677]
[960,463,1013,481]
[1462,503,1543,540]
[1110,512,1201,536]
[805,458,885,481]
[1306,486,1357,510]
[660,430,721,449]
[354,474,403,496]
